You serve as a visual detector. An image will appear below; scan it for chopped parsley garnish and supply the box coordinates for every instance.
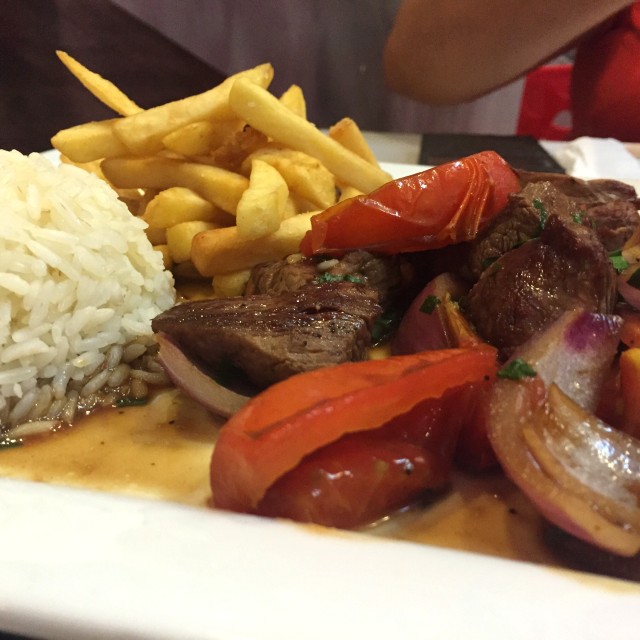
[609,249,630,273]
[628,266,640,289]
[497,358,537,381]
[571,211,585,224]
[419,295,441,314]
[532,198,549,232]
[315,272,364,284]
[371,308,401,344]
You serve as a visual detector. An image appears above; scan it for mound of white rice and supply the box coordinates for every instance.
[0,150,175,430]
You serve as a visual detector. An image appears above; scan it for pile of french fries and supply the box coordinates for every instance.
[51,52,392,296]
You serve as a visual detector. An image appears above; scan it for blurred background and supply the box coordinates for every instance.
[1,0,573,155]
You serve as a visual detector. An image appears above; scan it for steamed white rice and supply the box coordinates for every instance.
[0,150,175,428]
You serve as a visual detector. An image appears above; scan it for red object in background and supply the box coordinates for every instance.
[571,2,640,142]
[516,64,573,141]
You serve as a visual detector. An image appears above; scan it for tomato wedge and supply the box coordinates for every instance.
[299,150,520,256]
[210,346,498,523]
[255,384,482,528]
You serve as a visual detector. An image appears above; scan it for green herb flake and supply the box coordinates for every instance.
[532,198,549,231]
[371,308,401,344]
[609,250,630,273]
[571,211,585,224]
[315,272,364,284]
[419,295,441,314]
[497,358,537,381]
[628,266,640,289]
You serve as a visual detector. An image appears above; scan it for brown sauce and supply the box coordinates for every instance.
[2,382,638,581]
[0,386,560,567]
[0,389,221,506]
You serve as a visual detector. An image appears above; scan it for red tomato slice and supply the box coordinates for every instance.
[299,151,520,256]
[256,385,479,528]
[210,347,498,518]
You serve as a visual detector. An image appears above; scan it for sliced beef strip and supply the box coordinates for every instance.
[321,250,406,304]
[468,179,640,279]
[467,181,579,279]
[516,170,640,207]
[152,282,382,388]
[583,200,640,252]
[244,260,318,296]
[465,213,617,357]
[244,250,405,304]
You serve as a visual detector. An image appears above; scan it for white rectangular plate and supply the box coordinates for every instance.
[1,159,639,640]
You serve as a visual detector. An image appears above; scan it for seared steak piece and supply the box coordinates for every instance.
[245,250,405,304]
[517,170,640,208]
[468,179,640,278]
[584,200,640,252]
[244,260,318,296]
[465,213,617,357]
[152,282,382,388]
[468,181,577,279]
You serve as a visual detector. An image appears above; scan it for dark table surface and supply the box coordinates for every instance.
[1,0,226,154]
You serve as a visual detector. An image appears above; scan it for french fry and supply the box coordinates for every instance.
[191,211,317,275]
[228,77,391,193]
[243,147,337,210]
[208,126,269,172]
[213,269,252,297]
[279,84,306,119]
[112,64,274,155]
[51,119,128,163]
[236,159,289,240]
[338,185,364,201]
[101,156,249,214]
[162,121,217,156]
[145,226,167,246]
[56,50,142,117]
[328,117,380,167]
[154,244,173,270]
[143,187,234,229]
[167,220,218,263]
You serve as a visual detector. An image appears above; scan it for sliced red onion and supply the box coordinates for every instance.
[508,309,622,411]
[488,309,640,556]
[155,332,249,418]
[391,273,474,355]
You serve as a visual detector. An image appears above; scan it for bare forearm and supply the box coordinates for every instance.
[384,0,633,104]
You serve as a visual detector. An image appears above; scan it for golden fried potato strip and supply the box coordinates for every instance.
[101,156,249,215]
[56,50,142,116]
[328,117,380,167]
[228,78,391,193]
[113,64,274,155]
[191,211,317,275]
[236,159,289,240]
[51,119,127,163]
[143,187,235,228]
[279,84,307,119]
[242,147,337,210]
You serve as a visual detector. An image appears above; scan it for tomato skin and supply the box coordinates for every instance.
[210,347,498,522]
[454,383,499,472]
[256,386,477,528]
[299,151,520,256]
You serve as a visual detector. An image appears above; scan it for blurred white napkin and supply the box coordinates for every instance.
[548,136,640,180]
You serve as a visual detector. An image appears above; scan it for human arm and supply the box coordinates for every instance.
[383,0,634,105]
